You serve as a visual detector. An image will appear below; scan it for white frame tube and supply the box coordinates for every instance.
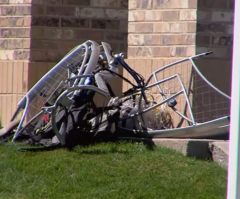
[227,0,240,198]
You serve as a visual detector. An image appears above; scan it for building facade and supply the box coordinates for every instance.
[0,0,233,125]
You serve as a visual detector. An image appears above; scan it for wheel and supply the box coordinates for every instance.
[51,85,109,145]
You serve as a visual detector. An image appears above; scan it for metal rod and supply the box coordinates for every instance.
[129,90,183,117]
[190,59,231,99]
[176,74,196,125]
[12,95,30,141]
[146,52,215,86]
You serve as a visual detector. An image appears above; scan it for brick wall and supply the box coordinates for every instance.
[191,0,233,122]
[126,0,197,126]
[0,0,128,125]
[29,0,128,88]
[126,0,196,87]
[126,0,232,124]
[0,0,32,125]
[128,0,196,56]
[0,0,233,126]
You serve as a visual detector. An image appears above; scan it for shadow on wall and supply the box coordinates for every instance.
[189,0,234,122]
[28,0,128,96]
[195,0,234,96]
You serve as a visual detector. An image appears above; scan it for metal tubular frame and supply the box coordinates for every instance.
[11,40,97,141]
[5,38,230,143]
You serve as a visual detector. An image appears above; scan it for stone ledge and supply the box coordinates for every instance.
[152,138,229,169]
[209,141,228,169]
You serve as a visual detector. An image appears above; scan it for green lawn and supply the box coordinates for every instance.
[0,142,226,199]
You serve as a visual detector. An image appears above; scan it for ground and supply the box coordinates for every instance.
[0,141,226,199]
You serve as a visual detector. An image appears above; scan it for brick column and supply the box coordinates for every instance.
[125,0,196,90]
[0,0,31,125]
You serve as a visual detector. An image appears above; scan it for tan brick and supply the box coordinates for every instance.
[0,96,2,122]
[8,93,16,119]
[136,0,153,9]
[162,34,196,45]
[129,0,137,9]
[6,95,15,124]
[187,22,196,32]
[189,0,198,8]
[170,46,195,57]
[2,63,7,93]
[13,50,30,60]
[170,23,188,33]
[135,23,153,33]
[11,94,18,118]
[153,0,188,9]
[0,96,4,124]
[12,63,18,93]
[152,46,171,57]
[180,10,197,21]
[145,10,162,21]
[0,28,31,38]
[9,0,24,3]
[170,22,196,33]
[22,39,31,48]
[129,10,145,22]
[0,0,8,4]
[0,62,3,94]
[0,17,31,27]
[0,5,31,16]
[128,34,144,45]
[144,34,163,45]
[7,62,13,93]
[6,94,12,122]
[128,23,136,33]
[170,46,187,57]
[23,62,28,92]
[184,34,196,45]
[135,59,152,79]
[128,46,153,58]
[0,64,3,93]
[9,0,32,3]
[17,62,24,94]
[2,95,7,125]
[137,47,153,57]
[152,58,165,68]
[22,17,32,27]
[186,46,195,56]
[153,23,170,32]
[0,38,30,49]
[162,11,180,21]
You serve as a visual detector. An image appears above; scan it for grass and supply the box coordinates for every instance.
[0,142,226,199]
